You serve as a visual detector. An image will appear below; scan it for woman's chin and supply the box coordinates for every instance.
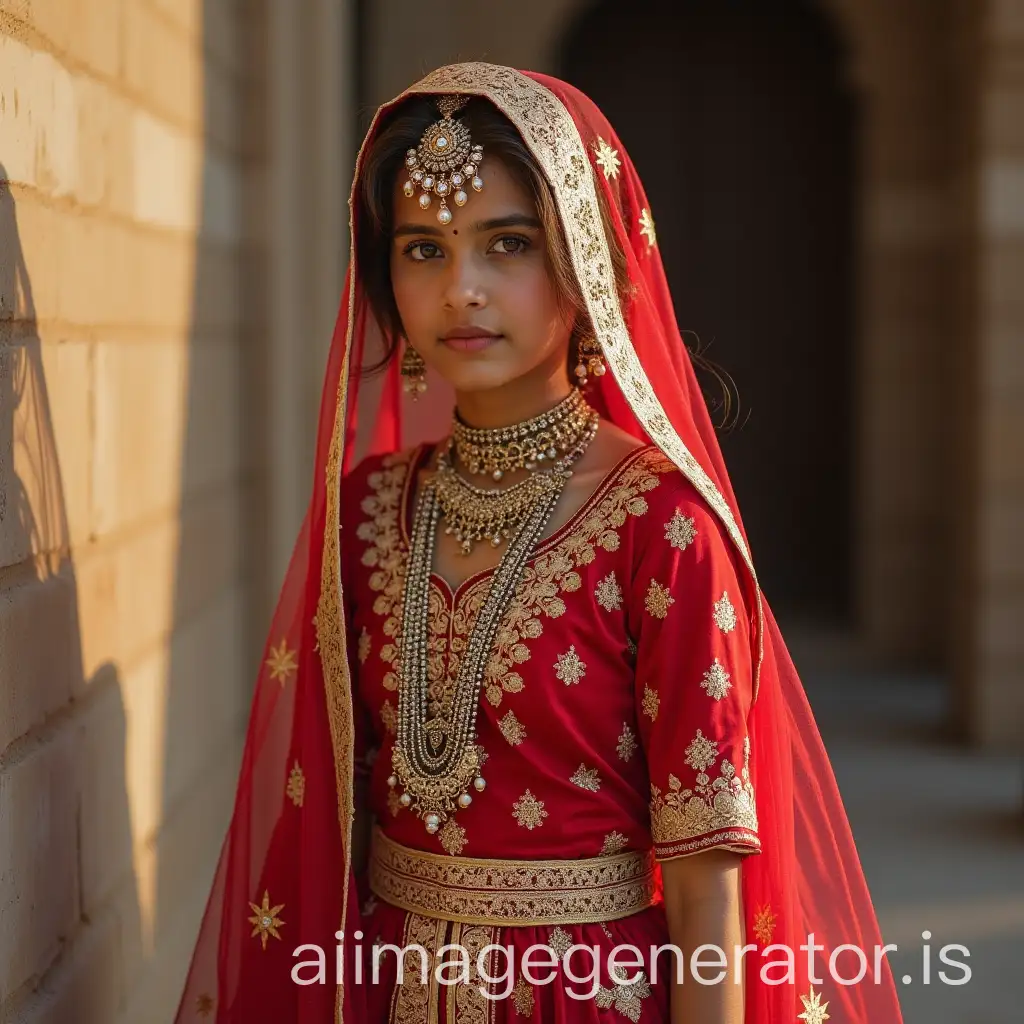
[436,363,522,395]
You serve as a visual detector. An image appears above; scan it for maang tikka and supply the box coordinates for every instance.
[402,95,484,225]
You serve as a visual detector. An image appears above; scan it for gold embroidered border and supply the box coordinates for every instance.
[369,827,656,926]
[401,63,764,700]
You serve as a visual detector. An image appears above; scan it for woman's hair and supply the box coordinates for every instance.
[355,95,738,427]
[356,95,630,370]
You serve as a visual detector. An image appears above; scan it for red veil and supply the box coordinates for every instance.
[176,64,903,1023]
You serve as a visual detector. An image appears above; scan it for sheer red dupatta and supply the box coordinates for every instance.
[175,63,903,1023]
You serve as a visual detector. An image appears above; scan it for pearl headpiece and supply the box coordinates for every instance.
[402,95,484,226]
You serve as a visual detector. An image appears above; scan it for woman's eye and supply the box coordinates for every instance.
[406,242,441,261]
[491,235,530,255]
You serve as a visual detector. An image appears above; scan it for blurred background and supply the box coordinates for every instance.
[0,0,1021,1021]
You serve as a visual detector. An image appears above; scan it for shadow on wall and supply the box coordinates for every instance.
[0,167,142,1020]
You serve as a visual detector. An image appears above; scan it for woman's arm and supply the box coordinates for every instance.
[660,850,746,1024]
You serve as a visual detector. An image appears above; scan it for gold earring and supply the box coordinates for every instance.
[401,344,428,398]
[574,336,606,385]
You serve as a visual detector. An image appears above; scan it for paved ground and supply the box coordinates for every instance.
[795,639,1024,1024]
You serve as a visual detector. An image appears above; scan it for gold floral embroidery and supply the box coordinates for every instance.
[370,827,656,925]
[644,579,674,619]
[700,658,732,701]
[595,570,623,611]
[664,509,697,551]
[266,639,298,685]
[453,921,499,1022]
[616,723,638,761]
[248,891,285,950]
[387,788,403,817]
[548,927,572,959]
[390,913,444,1023]
[798,987,831,1024]
[286,760,305,807]
[684,729,718,772]
[593,137,621,180]
[195,993,215,1017]
[357,627,371,664]
[439,818,467,856]
[650,735,758,852]
[626,637,637,656]
[713,591,737,633]
[513,789,548,830]
[753,903,777,945]
[596,972,652,1022]
[638,208,657,249]
[499,709,527,746]
[512,975,535,1015]
[554,645,587,685]
[641,684,659,721]
[571,764,601,791]
[601,831,629,855]
[379,698,397,735]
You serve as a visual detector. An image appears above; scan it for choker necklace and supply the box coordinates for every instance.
[438,394,599,555]
[453,388,592,480]
[388,395,599,833]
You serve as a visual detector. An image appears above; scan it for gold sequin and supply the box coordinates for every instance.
[513,789,548,830]
[684,729,718,772]
[595,571,623,611]
[641,684,660,721]
[753,903,777,945]
[571,764,601,792]
[595,972,652,1022]
[700,658,732,701]
[512,976,535,1016]
[439,818,467,856]
[593,137,621,180]
[616,723,638,761]
[265,639,298,686]
[638,208,657,249]
[713,591,737,633]
[644,579,675,619]
[601,831,629,855]
[548,926,572,959]
[286,760,305,807]
[798,987,831,1024]
[664,509,697,551]
[247,891,285,950]
[379,699,397,735]
[554,645,587,685]
[499,709,527,746]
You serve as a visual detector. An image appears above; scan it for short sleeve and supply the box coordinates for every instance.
[629,476,760,861]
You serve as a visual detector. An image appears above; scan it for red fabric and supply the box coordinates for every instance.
[175,66,903,1023]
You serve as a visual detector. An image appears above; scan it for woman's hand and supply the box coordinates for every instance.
[659,849,746,1024]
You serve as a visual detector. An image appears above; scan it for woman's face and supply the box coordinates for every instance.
[389,154,573,396]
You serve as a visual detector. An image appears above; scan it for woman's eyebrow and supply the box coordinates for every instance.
[393,222,444,238]
[472,214,543,232]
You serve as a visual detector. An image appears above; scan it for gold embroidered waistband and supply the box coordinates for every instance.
[368,827,658,926]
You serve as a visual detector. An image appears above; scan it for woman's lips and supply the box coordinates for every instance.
[440,334,502,353]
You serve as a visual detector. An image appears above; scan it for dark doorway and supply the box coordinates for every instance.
[562,0,857,624]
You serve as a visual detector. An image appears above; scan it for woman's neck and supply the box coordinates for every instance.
[454,370,573,430]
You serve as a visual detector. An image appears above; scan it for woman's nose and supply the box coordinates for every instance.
[442,255,487,309]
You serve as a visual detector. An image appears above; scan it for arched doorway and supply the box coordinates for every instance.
[562,0,857,624]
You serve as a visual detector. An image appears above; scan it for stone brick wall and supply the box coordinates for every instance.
[0,2,255,1019]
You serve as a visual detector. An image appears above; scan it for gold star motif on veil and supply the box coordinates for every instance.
[798,987,830,1024]
[248,891,285,950]
[266,639,298,686]
[752,903,777,945]
[593,137,621,180]
[639,208,657,249]
[195,993,215,1017]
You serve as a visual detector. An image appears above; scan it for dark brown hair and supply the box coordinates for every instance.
[355,95,630,370]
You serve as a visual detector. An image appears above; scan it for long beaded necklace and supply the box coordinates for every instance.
[387,393,599,834]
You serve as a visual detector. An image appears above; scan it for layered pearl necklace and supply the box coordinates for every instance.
[387,390,598,834]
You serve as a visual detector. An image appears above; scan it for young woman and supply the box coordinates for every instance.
[176,64,902,1024]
